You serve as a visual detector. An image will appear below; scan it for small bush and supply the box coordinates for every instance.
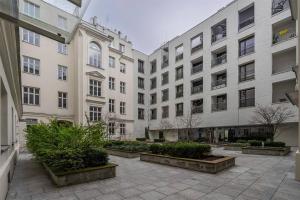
[236,140,248,143]
[265,141,286,147]
[228,143,249,147]
[136,138,146,142]
[154,138,165,143]
[248,140,262,147]
[149,142,211,159]
[104,140,149,153]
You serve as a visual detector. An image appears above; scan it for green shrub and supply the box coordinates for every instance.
[236,140,248,143]
[229,143,249,147]
[136,138,146,141]
[154,138,165,143]
[104,140,149,152]
[248,140,262,147]
[149,142,211,159]
[265,141,286,147]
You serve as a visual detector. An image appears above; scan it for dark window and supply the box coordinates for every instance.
[212,94,227,112]
[239,5,254,30]
[162,89,169,102]
[176,66,184,80]
[150,77,157,89]
[239,36,255,56]
[151,60,157,73]
[272,0,290,15]
[138,108,144,120]
[162,106,169,118]
[151,109,157,120]
[240,88,255,107]
[150,93,157,104]
[239,62,255,82]
[191,99,203,114]
[176,103,184,116]
[138,59,144,73]
[176,84,184,98]
[138,93,144,104]
[191,60,203,74]
[211,20,227,43]
[161,72,169,85]
[191,79,203,94]
[138,77,144,89]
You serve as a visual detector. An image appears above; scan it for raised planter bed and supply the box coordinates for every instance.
[224,145,243,151]
[43,163,117,186]
[242,146,291,156]
[106,149,141,158]
[140,153,235,174]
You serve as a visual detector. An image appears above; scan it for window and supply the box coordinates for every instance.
[175,44,184,62]
[176,103,184,116]
[151,60,157,73]
[109,122,115,135]
[151,109,157,120]
[120,81,126,94]
[119,44,125,53]
[89,42,101,68]
[150,77,157,89]
[239,36,255,57]
[191,78,203,94]
[109,56,115,68]
[89,106,101,122]
[150,93,157,104]
[191,99,203,114]
[161,72,169,85]
[239,4,254,30]
[89,79,101,97]
[212,94,227,112]
[109,99,115,113]
[212,49,227,66]
[23,86,39,105]
[191,33,203,53]
[120,102,126,115]
[120,63,126,73]
[239,62,255,82]
[138,60,144,73]
[109,77,115,90]
[176,65,184,80]
[272,0,290,15]
[162,47,169,68]
[162,89,169,102]
[58,92,67,109]
[58,15,67,30]
[120,123,126,135]
[240,88,255,108]
[58,42,67,55]
[176,84,184,98]
[138,77,144,89]
[162,106,169,118]
[191,59,203,74]
[23,56,40,75]
[22,29,40,46]
[211,20,227,43]
[58,65,67,80]
[138,93,144,104]
[138,108,144,120]
[24,1,40,18]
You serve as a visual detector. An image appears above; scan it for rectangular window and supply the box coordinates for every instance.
[89,106,101,122]
[22,29,40,46]
[176,84,184,98]
[120,123,126,135]
[119,44,125,53]
[272,0,290,15]
[239,62,255,82]
[23,86,40,105]
[151,109,157,120]
[175,44,184,62]
[191,99,203,114]
[212,94,227,112]
[162,89,169,102]
[239,4,254,30]
[138,60,144,73]
[89,79,101,97]
[150,77,157,89]
[109,77,115,90]
[58,92,67,109]
[150,93,157,104]
[58,65,67,80]
[138,108,144,120]
[120,101,126,115]
[120,81,126,94]
[240,88,255,108]
[176,65,184,80]
[151,60,157,73]
[138,77,144,89]
[211,20,227,43]
[120,63,126,73]
[138,93,144,104]
[23,56,40,75]
[176,103,184,116]
[161,72,169,85]
[162,106,169,118]
[109,56,115,68]
[109,122,115,135]
[58,42,67,55]
[109,99,115,113]
[239,36,255,56]
[191,78,203,94]
[191,59,203,74]
[24,0,40,18]
[191,33,203,53]
[58,15,67,30]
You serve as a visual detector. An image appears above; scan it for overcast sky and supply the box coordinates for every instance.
[83,0,233,54]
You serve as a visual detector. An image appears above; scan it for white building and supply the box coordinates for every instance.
[18,0,298,146]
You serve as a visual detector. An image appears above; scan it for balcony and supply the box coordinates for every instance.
[239,36,255,57]
[272,47,296,74]
[272,19,296,45]
[211,20,226,43]
[175,53,183,62]
[272,0,290,15]
[272,79,296,103]
[191,99,203,114]
[239,5,254,30]
[239,98,255,108]
[212,94,227,112]
[191,57,203,74]
[212,71,227,90]
[212,47,227,67]
[176,92,183,98]
[239,16,254,30]
[191,79,203,94]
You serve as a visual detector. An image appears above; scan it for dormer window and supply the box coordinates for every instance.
[88,42,101,68]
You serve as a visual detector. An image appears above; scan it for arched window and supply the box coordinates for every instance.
[89,42,101,68]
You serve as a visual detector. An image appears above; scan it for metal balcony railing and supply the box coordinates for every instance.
[239,45,255,57]
[239,16,254,30]
[212,54,227,66]
[176,73,183,80]
[239,73,255,82]
[211,79,227,89]
[176,110,183,116]
[272,0,289,15]
[162,95,168,102]
[176,92,183,98]
[191,106,203,114]
[191,64,203,74]
[191,85,203,94]
[175,53,183,62]
[273,30,296,44]
[191,44,203,54]
[239,98,255,107]
[212,32,226,43]
[212,102,227,112]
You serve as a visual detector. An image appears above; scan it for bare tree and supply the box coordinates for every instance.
[251,105,294,141]
[177,111,202,141]
[159,119,174,131]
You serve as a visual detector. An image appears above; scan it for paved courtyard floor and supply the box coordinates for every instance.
[6,148,300,200]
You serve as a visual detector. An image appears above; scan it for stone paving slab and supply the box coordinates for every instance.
[6,148,300,200]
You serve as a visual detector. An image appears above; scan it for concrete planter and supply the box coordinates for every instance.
[106,149,141,158]
[242,146,291,156]
[140,153,235,174]
[43,163,117,186]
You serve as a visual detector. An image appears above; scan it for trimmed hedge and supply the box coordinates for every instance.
[154,138,165,143]
[103,141,149,153]
[149,142,211,159]
[227,143,249,147]
[248,140,262,147]
[248,140,286,147]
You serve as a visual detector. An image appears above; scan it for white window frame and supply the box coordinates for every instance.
[109,99,115,113]
[120,81,126,94]
[24,0,40,18]
[89,106,101,122]
[22,29,40,46]
[89,42,101,68]
[58,42,67,55]
[109,122,115,135]
[109,56,115,68]
[89,79,101,97]
[109,77,115,90]
[23,86,40,105]
[120,123,126,135]
[23,56,40,75]
[120,63,126,73]
[58,92,67,109]
[119,43,125,53]
[120,101,126,115]
[58,65,67,81]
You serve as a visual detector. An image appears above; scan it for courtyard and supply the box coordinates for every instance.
[6,148,300,200]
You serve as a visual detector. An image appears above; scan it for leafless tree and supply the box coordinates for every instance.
[251,105,294,141]
[159,119,174,131]
[177,111,202,141]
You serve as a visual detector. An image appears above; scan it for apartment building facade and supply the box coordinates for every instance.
[19,0,299,146]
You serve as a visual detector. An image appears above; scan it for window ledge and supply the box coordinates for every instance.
[238,23,255,33]
[86,64,104,70]
[272,36,297,46]
[211,37,227,46]
[239,78,255,84]
[239,51,255,59]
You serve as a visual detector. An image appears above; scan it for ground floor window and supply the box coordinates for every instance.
[120,123,126,135]
[109,122,115,135]
[89,106,101,122]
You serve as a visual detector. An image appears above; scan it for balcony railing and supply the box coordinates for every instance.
[151,99,157,105]
[273,30,296,44]
[162,60,169,68]
[212,102,227,112]
[212,32,226,43]
[191,85,203,94]
[212,54,227,66]
[191,64,203,74]
[162,96,168,102]
[176,92,183,98]
[211,79,227,90]
[176,73,183,80]
[239,73,255,82]
[239,16,254,30]
[191,44,203,54]
[240,98,255,108]
[176,110,183,116]
[175,53,183,62]
[272,0,289,15]
[192,106,203,114]
[239,45,254,57]
[162,112,169,118]
[162,79,168,85]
